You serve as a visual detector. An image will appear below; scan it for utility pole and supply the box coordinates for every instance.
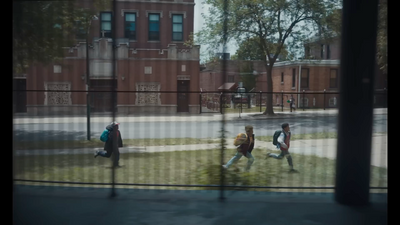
[86,17,91,141]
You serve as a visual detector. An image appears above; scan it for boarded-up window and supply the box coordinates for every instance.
[330,69,338,88]
[145,66,152,74]
[301,68,309,88]
[54,65,62,73]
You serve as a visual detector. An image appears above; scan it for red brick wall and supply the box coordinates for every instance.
[26,59,87,105]
[117,59,199,105]
[271,64,340,107]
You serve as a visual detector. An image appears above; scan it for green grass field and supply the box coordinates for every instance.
[14,131,386,151]
[256,132,338,143]
[14,138,221,150]
[14,147,387,192]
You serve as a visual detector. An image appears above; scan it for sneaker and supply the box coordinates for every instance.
[265,152,272,159]
[289,169,299,173]
[222,165,228,169]
[94,151,99,158]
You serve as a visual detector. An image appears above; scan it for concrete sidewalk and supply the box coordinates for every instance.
[14,134,387,168]
[13,185,387,225]
[12,108,387,124]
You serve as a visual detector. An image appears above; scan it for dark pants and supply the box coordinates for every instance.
[98,150,120,164]
[269,150,293,168]
[290,103,296,112]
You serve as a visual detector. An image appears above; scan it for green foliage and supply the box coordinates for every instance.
[377,0,387,74]
[323,0,386,74]
[239,62,258,91]
[183,32,195,48]
[235,37,289,61]
[13,0,108,74]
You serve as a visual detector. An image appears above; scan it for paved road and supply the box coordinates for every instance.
[13,114,387,141]
[13,185,387,225]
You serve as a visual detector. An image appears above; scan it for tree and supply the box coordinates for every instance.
[235,37,289,61]
[236,37,265,61]
[323,0,386,74]
[239,62,259,92]
[197,0,339,115]
[377,0,387,74]
[13,0,110,74]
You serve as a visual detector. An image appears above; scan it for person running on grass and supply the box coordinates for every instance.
[94,122,123,166]
[222,125,255,172]
[267,123,298,173]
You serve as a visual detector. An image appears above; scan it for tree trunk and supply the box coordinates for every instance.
[263,64,274,115]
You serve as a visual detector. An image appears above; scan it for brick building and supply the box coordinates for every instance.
[304,35,341,60]
[200,35,386,108]
[200,59,341,108]
[14,0,200,115]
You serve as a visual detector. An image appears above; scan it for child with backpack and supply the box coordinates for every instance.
[267,123,297,173]
[94,122,123,166]
[222,125,255,172]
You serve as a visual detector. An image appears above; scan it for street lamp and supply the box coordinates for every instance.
[86,15,98,141]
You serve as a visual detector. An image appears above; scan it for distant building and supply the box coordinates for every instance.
[200,35,386,108]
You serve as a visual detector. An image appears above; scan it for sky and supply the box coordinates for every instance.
[192,0,322,63]
[193,0,239,62]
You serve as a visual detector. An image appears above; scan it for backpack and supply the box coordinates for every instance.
[100,129,110,142]
[272,130,286,146]
[233,133,248,146]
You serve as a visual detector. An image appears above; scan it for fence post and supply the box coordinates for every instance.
[303,90,305,111]
[259,91,262,112]
[239,93,242,118]
[384,88,387,107]
[324,89,326,110]
[86,87,91,140]
[199,92,202,114]
[281,90,284,112]
[220,92,223,114]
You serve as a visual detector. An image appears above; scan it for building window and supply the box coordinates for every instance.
[281,72,284,83]
[301,68,309,88]
[327,45,331,59]
[149,14,160,41]
[292,69,296,88]
[330,69,338,88]
[124,13,136,40]
[227,76,234,82]
[321,44,325,59]
[54,65,62,73]
[100,12,112,38]
[172,14,183,41]
[181,65,186,72]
